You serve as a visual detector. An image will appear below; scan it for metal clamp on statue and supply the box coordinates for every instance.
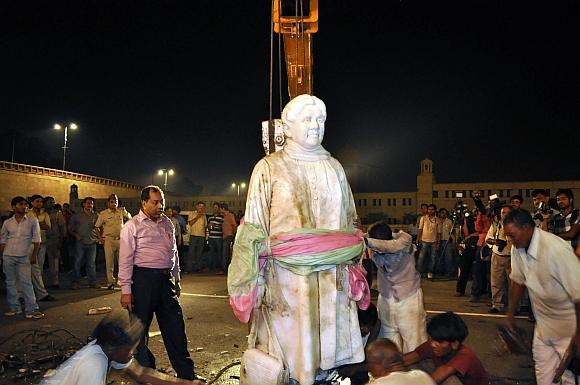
[228,95,370,385]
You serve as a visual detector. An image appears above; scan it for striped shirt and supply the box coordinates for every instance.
[207,214,224,239]
[550,208,579,247]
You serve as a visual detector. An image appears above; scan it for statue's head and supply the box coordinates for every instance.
[282,94,327,151]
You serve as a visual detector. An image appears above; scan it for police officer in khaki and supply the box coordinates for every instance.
[95,194,131,289]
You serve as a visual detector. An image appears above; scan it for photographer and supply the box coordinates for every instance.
[485,205,512,313]
[455,207,478,297]
[549,189,579,250]
[532,189,557,231]
[469,192,492,303]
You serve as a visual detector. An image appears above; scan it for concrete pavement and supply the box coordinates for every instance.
[0,272,536,384]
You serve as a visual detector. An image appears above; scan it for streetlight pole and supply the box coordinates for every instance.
[54,123,78,171]
[158,168,175,191]
[231,182,247,197]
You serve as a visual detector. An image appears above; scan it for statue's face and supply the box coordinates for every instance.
[285,105,326,150]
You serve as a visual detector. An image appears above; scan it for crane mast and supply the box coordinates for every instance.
[273,0,318,98]
[262,0,319,155]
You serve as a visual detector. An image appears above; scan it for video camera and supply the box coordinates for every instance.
[495,239,508,252]
[451,192,469,223]
[532,200,555,221]
[488,194,506,218]
[473,193,506,219]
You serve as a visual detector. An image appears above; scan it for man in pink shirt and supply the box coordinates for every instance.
[119,185,197,381]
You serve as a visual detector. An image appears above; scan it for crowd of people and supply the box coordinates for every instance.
[0,188,243,383]
[371,187,579,385]
[0,193,240,319]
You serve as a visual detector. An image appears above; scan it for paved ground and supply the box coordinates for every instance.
[0,270,536,385]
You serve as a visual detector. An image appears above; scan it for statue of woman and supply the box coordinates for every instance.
[228,94,366,385]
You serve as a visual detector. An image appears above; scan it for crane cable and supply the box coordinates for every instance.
[269,0,275,122]
[269,0,285,121]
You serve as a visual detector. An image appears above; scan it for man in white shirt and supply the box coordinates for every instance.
[41,312,202,385]
[505,208,580,385]
[0,196,45,319]
[366,339,435,385]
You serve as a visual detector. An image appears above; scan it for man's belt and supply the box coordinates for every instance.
[133,266,171,275]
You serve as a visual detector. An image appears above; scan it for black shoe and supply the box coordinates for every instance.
[454,292,464,297]
[488,307,500,314]
[40,294,57,302]
[107,284,115,290]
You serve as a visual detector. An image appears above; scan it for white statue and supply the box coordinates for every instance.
[228,94,365,385]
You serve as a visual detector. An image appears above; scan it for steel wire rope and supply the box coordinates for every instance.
[269,0,275,122]
[270,0,284,127]
[294,0,299,95]
[278,0,283,113]
[299,0,307,94]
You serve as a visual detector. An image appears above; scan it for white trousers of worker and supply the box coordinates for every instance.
[377,289,427,353]
[533,329,575,385]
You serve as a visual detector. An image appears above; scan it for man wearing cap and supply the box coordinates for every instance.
[95,194,132,290]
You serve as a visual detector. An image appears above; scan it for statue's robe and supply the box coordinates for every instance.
[239,145,364,385]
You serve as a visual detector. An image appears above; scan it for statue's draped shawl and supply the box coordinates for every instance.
[227,224,369,322]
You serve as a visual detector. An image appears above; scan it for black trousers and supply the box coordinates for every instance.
[131,267,195,380]
[456,243,476,295]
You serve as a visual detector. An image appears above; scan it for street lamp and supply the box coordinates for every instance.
[231,182,247,197]
[53,123,78,170]
[158,168,175,191]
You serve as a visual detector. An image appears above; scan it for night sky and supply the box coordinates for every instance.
[2,1,578,195]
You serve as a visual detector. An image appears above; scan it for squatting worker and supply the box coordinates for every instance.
[504,208,580,385]
[119,185,198,381]
[41,312,203,385]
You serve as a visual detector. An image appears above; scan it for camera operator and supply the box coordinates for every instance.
[549,189,579,251]
[531,189,557,231]
[470,192,492,303]
[455,207,479,297]
[485,205,513,313]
